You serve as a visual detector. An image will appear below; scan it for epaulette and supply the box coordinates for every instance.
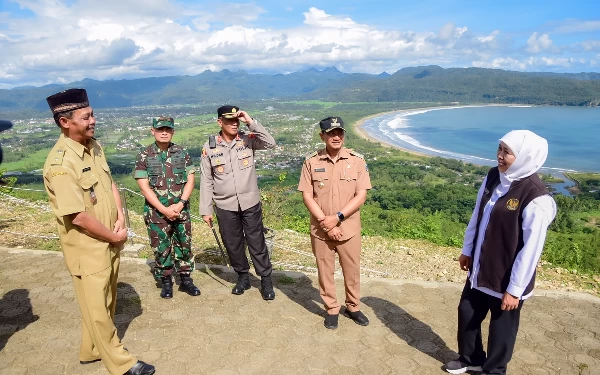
[348,149,365,160]
[50,149,66,166]
[304,151,318,160]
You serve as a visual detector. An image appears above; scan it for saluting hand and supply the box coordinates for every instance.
[236,110,253,125]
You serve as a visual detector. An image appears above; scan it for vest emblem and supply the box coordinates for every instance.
[506,198,520,211]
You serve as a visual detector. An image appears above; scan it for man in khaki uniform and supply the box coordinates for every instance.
[298,116,372,330]
[43,89,154,375]
[200,105,276,300]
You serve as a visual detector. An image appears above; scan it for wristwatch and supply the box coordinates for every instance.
[336,211,345,222]
[179,199,189,207]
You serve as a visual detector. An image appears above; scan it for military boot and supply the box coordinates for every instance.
[260,275,275,300]
[160,276,173,299]
[231,273,251,295]
[179,274,201,296]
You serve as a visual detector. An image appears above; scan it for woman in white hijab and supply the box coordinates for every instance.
[445,130,557,375]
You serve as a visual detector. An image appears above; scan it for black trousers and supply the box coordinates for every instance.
[457,281,523,375]
[214,203,272,277]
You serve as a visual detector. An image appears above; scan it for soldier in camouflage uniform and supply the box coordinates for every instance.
[134,116,200,299]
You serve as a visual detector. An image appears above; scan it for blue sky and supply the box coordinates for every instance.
[0,0,598,88]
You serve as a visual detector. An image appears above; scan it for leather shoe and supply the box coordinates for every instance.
[231,273,251,295]
[160,276,173,299]
[80,358,101,365]
[179,274,201,296]
[260,275,275,300]
[324,314,339,329]
[345,310,369,326]
[123,360,155,375]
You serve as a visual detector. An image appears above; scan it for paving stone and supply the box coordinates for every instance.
[0,247,599,374]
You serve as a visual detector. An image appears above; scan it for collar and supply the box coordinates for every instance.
[318,148,350,161]
[151,142,172,153]
[60,133,88,158]
[217,133,241,145]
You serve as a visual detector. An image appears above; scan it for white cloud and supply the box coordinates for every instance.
[0,2,597,88]
[527,32,553,53]
[552,19,600,33]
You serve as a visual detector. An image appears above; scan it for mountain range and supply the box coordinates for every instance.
[1,66,600,112]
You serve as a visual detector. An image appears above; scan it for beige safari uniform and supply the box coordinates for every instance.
[199,120,276,215]
[298,148,372,314]
[43,134,136,375]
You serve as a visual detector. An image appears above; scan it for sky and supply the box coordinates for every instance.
[0,0,599,89]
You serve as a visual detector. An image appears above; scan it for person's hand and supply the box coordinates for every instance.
[113,217,125,232]
[162,206,180,221]
[458,254,471,271]
[327,227,343,241]
[236,110,253,125]
[319,215,339,232]
[501,292,520,311]
[202,215,213,227]
[111,227,128,247]
[170,202,184,214]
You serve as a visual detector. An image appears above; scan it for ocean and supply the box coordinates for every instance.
[360,105,600,195]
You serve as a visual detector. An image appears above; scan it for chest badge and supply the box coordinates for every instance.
[318,181,325,189]
[89,186,97,204]
[242,159,249,166]
[242,152,248,157]
[506,198,519,211]
[217,166,224,173]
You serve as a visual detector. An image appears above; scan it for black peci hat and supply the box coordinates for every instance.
[46,88,89,115]
[319,116,345,133]
[217,105,240,119]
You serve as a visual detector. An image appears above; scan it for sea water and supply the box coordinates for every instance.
[361,105,600,195]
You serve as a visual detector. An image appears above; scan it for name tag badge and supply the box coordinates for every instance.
[314,168,325,172]
[82,167,91,172]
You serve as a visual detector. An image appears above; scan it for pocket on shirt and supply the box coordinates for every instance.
[212,160,230,176]
[339,165,358,193]
[238,152,254,170]
[312,176,331,194]
[79,174,99,208]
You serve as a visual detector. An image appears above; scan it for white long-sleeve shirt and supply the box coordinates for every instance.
[461,175,557,300]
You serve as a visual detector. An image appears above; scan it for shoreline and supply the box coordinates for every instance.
[351,104,585,195]
[353,104,518,159]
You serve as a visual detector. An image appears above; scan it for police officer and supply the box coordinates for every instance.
[200,105,276,300]
[43,89,154,375]
[134,116,200,299]
[298,116,372,330]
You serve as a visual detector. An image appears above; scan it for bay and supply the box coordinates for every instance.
[361,105,600,195]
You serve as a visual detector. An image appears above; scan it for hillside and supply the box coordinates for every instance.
[1,66,600,115]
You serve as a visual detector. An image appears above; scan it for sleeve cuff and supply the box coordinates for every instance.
[57,205,86,217]
[506,284,525,298]
[186,166,196,175]
[133,170,148,179]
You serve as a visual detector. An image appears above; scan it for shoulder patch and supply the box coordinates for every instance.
[349,150,365,160]
[304,151,318,160]
[50,149,66,165]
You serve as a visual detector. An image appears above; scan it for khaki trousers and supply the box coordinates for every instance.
[311,234,361,315]
[72,252,137,375]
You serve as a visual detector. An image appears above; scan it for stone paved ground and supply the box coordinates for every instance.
[1,247,599,375]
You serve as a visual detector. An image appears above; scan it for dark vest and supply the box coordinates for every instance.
[470,167,549,295]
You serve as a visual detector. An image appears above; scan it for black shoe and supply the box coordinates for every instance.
[260,275,275,300]
[345,310,369,326]
[80,358,101,365]
[324,314,339,329]
[160,276,173,299]
[444,360,483,374]
[179,274,201,296]
[231,273,251,295]
[123,360,155,375]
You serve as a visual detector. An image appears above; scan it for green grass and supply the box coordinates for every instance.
[2,147,52,172]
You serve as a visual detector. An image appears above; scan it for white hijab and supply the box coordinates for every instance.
[499,130,548,182]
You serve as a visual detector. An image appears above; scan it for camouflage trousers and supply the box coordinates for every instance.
[144,207,194,280]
